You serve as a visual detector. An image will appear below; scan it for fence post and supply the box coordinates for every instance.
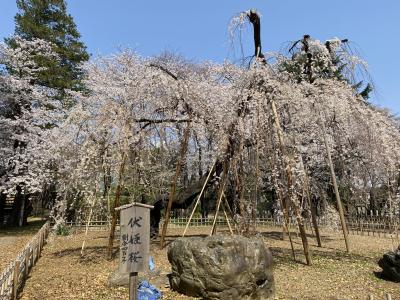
[37,236,41,258]
[24,250,30,278]
[360,220,363,235]
[1,277,4,296]
[41,229,45,249]
[386,293,392,300]
[378,222,380,237]
[372,222,374,236]
[32,244,36,267]
[12,260,20,300]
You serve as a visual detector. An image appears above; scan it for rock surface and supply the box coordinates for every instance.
[378,246,400,282]
[167,235,274,300]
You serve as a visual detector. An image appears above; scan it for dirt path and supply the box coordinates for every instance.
[19,227,400,300]
[0,219,45,271]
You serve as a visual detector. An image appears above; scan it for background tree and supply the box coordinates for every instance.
[0,37,60,226]
[6,0,89,103]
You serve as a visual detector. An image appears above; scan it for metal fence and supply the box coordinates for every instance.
[0,222,50,300]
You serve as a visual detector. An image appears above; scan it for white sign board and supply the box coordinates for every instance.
[117,203,153,273]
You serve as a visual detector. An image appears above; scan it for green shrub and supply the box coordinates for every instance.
[56,224,70,236]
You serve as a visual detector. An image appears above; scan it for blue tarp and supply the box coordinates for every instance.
[148,256,155,272]
[137,280,162,300]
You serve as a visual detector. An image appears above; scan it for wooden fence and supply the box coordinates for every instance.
[346,218,399,238]
[63,216,399,238]
[167,217,400,238]
[0,222,50,300]
[64,220,112,230]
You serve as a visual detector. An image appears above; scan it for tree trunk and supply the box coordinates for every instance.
[107,153,127,259]
[0,193,6,225]
[270,99,312,265]
[9,186,24,227]
[159,123,191,248]
[310,199,322,247]
[300,157,322,247]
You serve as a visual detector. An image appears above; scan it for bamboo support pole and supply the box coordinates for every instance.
[222,193,239,232]
[182,160,216,237]
[81,198,95,255]
[223,203,234,235]
[211,160,230,236]
[210,191,224,236]
[277,186,296,260]
[319,111,350,253]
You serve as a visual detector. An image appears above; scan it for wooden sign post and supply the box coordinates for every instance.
[115,202,154,300]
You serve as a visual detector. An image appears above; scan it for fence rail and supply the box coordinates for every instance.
[0,222,50,300]
[65,220,113,230]
[64,217,399,238]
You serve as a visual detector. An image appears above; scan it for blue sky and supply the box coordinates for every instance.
[1,0,399,114]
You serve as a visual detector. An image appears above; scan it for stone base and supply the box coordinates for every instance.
[108,268,169,289]
[168,235,275,300]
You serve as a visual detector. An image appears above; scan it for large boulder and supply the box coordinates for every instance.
[378,246,400,282]
[167,235,274,300]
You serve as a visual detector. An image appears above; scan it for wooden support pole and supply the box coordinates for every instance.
[223,203,234,235]
[319,111,350,253]
[221,192,234,235]
[211,182,226,236]
[160,123,191,248]
[81,197,96,255]
[277,185,296,260]
[211,160,229,236]
[182,160,216,237]
[129,272,138,300]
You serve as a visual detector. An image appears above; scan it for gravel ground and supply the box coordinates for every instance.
[17,226,400,300]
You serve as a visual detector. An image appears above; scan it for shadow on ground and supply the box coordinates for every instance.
[259,230,335,242]
[269,244,378,268]
[52,245,115,264]
[0,219,46,237]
